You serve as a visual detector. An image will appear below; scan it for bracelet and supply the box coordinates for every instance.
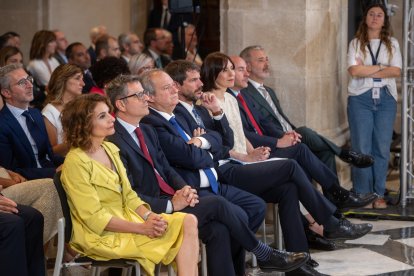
[378,64,384,71]
[212,109,223,116]
[143,211,152,221]
[309,221,316,227]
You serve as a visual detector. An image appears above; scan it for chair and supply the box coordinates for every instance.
[52,172,141,276]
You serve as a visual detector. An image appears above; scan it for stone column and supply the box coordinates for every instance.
[221,0,351,184]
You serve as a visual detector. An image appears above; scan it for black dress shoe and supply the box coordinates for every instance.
[327,189,377,209]
[257,250,309,272]
[305,229,336,251]
[285,263,329,276]
[307,258,319,268]
[339,149,374,168]
[324,218,372,240]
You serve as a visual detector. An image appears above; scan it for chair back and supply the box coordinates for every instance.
[53,172,73,242]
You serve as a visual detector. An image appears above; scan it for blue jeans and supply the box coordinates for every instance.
[347,87,396,196]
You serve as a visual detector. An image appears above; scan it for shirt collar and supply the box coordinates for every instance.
[248,78,263,90]
[228,88,239,97]
[6,103,27,118]
[179,100,194,113]
[116,117,138,135]
[150,107,174,121]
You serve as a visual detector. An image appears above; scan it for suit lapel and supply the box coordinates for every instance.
[245,82,278,120]
[114,120,149,164]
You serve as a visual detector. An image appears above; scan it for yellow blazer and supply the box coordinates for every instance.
[61,142,185,275]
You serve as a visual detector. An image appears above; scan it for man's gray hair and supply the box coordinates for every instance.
[105,74,141,112]
[240,45,265,62]
[140,69,165,96]
[0,63,23,90]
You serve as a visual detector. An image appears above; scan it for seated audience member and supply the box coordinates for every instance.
[0,64,62,180]
[66,42,95,93]
[162,29,174,58]
[0,46,24,110]
[128,53,155,76]
[0,191,45,276]
[95,35,121,61]
[0,46,23,66]
[143,28,172,68]
[60,93,199,275]
[118,32,144,63]
[88,25,108,65]
[53,30,69,65]
[239,45,374,175]
[173,24,202,66]
[27,30,59,87]
[89,56,130,95]
[42,64,84,156]
[0,167,62,243]
[0,31,21,49]
[106,74,308,275]
[165,60,373,275]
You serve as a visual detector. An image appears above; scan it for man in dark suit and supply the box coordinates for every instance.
[0,192,45,275]
[105,74,309,275]
[227,56,377,209]
[141,68,373,275]
[88,25,107,66]
[53,30,68,65]
[239,45,374,176]
[0,64,62,180]
[143,28,172,69]
[66,42,96,93]
[165,60,374,275]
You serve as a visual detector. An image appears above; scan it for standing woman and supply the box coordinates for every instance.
[60,94,199,276]
[347,3,402,208]
[42,64,85,156]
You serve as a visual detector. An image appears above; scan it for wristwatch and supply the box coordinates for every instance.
[212,109,223,116]
[378,63,384,71]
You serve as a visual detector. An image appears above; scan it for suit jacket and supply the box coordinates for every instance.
[107,121,186,213]
[82,70,96,93]
[241,82,296,134]
[226,89,283,149]
[87,46,97,66]
[53,52,67,65]
[141,109,221,188]
[0,105,59,179]
[173,103,233,160]
[142,48,171,68]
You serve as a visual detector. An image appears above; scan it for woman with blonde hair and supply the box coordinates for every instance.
[60,94,199,276]
[347,3,402,208]
[42,64,84,156]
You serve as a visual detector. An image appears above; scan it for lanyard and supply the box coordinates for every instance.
[367,41,382,82]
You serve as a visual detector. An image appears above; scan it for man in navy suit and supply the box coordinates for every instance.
[165,60,375,275]
[239,45,374,175]
[0,64,61,180]
[105,74,309,275]
[66,42,96,93]
[0,192,45,275]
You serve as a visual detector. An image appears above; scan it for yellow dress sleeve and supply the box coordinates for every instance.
[61,149,113,236]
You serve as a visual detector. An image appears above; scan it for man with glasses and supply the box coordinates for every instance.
[143,28,172,68]
[0,64,62,180]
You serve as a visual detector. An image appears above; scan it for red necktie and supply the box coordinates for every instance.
[134,127,175,195]
[236,94,263,136]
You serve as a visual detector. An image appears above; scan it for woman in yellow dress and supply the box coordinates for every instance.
[60,93,199,276]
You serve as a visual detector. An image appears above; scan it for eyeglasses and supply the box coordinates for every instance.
[119,90,150,101]
[12,76,34,88]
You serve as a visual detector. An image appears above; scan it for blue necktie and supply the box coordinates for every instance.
[169,116,219,193]
[192,108,206,129]
[22,111,48,165]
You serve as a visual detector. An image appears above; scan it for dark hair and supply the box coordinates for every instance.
[65,42,84,59]
[29,30,56,60]
[0,46,23,66]
[61,93,113,151]
[90,57,130,88]
[106,74,141,113]
[95,35,110,57]
[144,28,158,47]
[200,52,234,92]
[165,60,200,85]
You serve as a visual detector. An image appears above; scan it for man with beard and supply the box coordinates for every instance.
[239,45,374,176]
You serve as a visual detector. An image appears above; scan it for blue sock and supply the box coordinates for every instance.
[251,241,273,261]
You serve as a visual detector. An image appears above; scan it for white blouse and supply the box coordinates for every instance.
[347,37,402,100]
[42,103,63,144]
